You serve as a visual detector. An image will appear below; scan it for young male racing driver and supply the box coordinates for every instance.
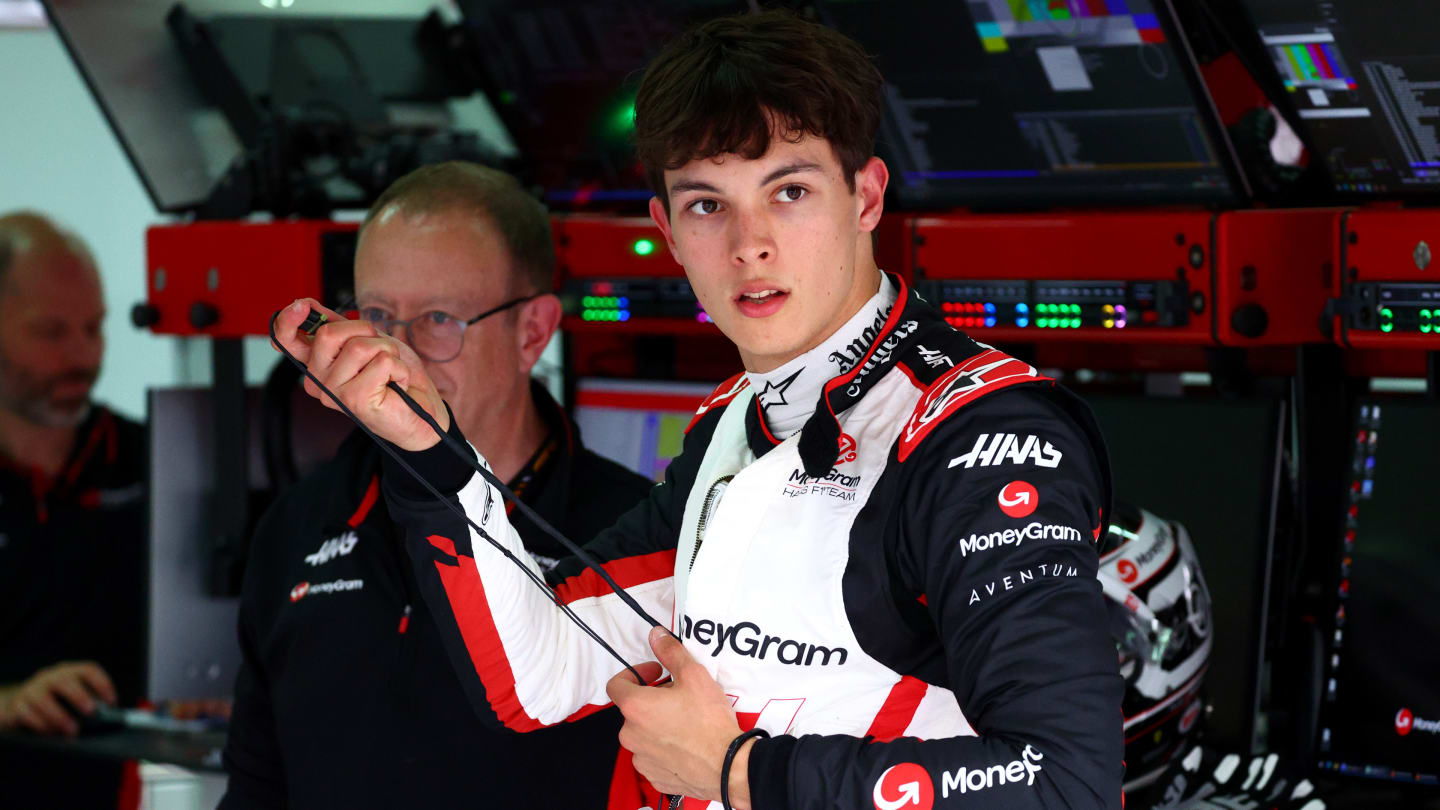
[274,10,1124,809]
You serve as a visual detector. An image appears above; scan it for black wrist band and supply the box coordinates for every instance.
[720,728,770,810]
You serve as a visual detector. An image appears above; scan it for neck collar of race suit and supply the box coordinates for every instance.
[745,271,897,442]
[741,270,983,476]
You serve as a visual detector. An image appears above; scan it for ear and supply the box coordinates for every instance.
[514,293,562,375]
[855,157,889,235]
[649,195,682,265]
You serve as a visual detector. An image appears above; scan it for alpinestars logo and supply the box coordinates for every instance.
[757,368,802,410]
[679,614,848,666]
[304,530,359,566]
[959,522,1082,557]
[948,433,1063,470]
[1396,707,1440,736]
[941,745,1044,797]
[873,763,934,810]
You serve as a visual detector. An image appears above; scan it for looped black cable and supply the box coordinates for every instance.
[269,308,664,683]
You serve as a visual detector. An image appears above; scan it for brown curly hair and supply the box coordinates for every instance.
[633,9,884,213]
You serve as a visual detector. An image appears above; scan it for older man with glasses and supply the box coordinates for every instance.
[220,162,653,810]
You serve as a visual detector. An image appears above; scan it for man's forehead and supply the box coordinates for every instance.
[666,135,839,191]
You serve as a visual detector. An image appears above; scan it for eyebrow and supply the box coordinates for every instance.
[668,160,826,198]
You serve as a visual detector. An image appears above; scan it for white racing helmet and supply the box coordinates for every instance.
[1097,503,1213,792]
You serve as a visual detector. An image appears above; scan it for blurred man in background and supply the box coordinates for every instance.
[0,211,148,805]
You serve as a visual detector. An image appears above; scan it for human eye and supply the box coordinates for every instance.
[358,307,391,327]
[774,184,807,203]
[685,198,722,216]
[425,311,455,326]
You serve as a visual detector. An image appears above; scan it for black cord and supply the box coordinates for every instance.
[269,309,660,683]
[721,728,770,810]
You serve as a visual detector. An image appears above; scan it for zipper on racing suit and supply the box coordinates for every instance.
[667,475,734,810]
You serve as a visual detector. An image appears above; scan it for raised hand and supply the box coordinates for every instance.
[272,299,450,451]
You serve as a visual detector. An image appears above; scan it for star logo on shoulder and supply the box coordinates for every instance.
[757,368,803,411]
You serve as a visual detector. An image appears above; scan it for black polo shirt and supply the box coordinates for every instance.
[221,385,654,809]
[0,406,147,806]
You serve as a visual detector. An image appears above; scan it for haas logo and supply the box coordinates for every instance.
[873,763,934,810]
[1396,708,1414,736]
[838,433,859,464]
[998,481,1038,518]
[1117,559,1139,584]
[290,582,310,603]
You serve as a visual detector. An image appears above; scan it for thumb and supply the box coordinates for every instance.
[649,625,693,676]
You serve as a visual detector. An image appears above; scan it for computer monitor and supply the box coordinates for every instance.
[571,378,715,481]
[1313,399,1440,786]
[815,0,1246,208]
[452,0,753,209]
[1238,0,1440,197]
[1085,394,1285,753]
[147,383,350,700]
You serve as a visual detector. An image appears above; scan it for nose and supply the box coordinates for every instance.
[730,207,776,267]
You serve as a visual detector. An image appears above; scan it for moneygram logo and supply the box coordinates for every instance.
[1117,559,1139,583]
[872,762,934,810]
[998,481,1038,518]
[959,522,1082,557]
[289,578,364,603]
[1394,707,1440,736]
[1396,708,1413,736]
[941,744,1044,797]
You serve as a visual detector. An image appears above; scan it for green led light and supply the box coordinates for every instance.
[1381,322,1394,333]
[1037,303,1049,314]
[582,311,594,321]
[633,238,656,256]
[1039,318,1051,328]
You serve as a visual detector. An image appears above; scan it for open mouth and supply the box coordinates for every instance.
[735,288,789,317]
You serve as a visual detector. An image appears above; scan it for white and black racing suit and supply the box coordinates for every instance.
[383,272,1124,809]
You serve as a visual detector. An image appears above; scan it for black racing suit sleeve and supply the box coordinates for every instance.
[380,406,715,733]
[747,389,1124,809]
[219,506,290,810]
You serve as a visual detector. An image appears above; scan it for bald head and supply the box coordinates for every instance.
[0,211,104,428]
[0,211,96,290]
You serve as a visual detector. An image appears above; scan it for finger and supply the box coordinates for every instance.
[333,350,412,417]
[606,665,658,707]
[24,692,78,736]
[305,316,382,382]
[272,299,318,364]
[48,674,96,716]
[319,337,408,399]
[69,662,117,706]
[647,625,696,679]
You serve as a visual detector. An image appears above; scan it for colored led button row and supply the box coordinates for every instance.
[582,296,629,309]
[941,302,998,314]
[945,316,999,328]
[581,310,630,322]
